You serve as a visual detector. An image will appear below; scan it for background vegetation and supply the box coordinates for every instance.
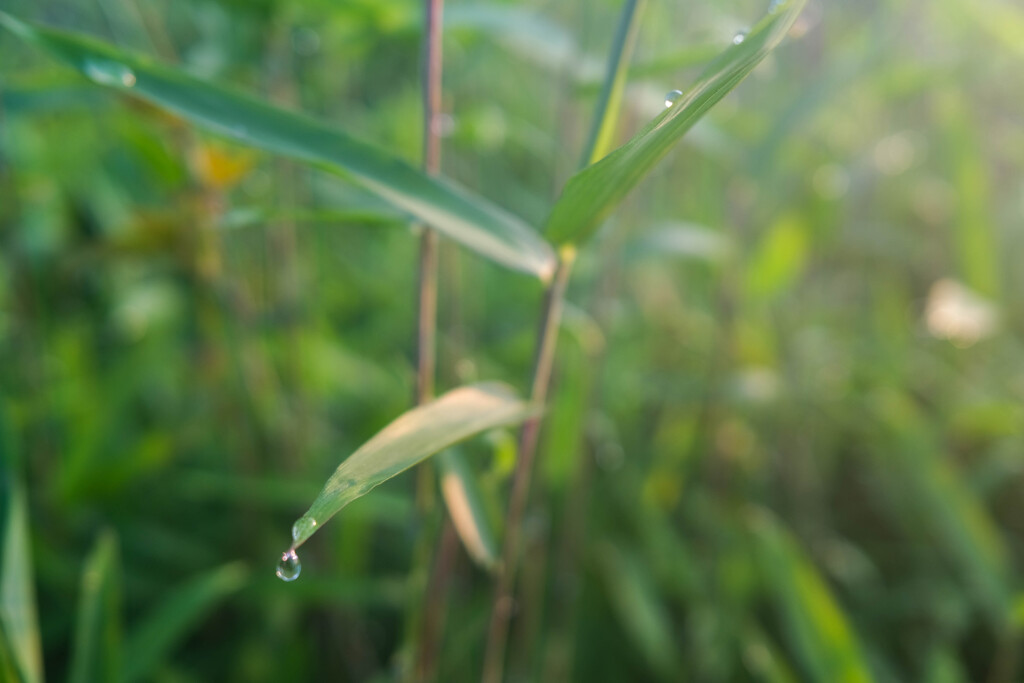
[1,0,1023,681]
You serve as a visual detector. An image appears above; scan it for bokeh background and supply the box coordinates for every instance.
[1,0,1022,680]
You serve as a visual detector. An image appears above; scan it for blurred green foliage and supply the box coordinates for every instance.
[1,0,1022,681]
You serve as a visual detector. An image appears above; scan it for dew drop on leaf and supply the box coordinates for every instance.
[664,90,683,108]
[733,31,747,45]
[276,548,301,582]
[83,59,136,87]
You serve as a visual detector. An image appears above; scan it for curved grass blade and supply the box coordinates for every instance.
[0,12,556,281]
[545,0,807,246]
[438,449,498,570]
[69,531,121,683]
[0,411,43,683]
[291,382,538,548]
[748,510,873,683]
[121,563,248,683]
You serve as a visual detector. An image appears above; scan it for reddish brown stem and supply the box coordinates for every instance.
[482,247,576,683]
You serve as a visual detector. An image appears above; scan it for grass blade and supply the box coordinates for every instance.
[597,543,678,679]
[121,563,248,683]
[580,0,647,167]
[69,531,122,683]
[438,449,498,570]
[870,390,1012,628]
[291,382,537,548]
[0,13,556,280]
[0,409,43,683]
[545,0,807,246]
[748,510,873,683]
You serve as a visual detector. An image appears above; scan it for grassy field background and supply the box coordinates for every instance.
[1,0,1022,680]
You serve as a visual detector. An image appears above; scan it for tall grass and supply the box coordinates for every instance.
[1,0,1022,681]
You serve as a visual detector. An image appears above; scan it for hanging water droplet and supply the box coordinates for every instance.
[664,90,683,108]
[276,548,301,582]
[291,517,318,543]
[83,59,136,88]
[732,31,747,45]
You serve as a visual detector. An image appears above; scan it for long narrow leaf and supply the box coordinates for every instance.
[121,563,248,683]
[597,543,678,679]
[0,410,43,683]
[580,0,647,167]
[291,382,537,548]
[438,449,498,570]
[545,0,807,246]
[69,531,122,683]
[0,13,556,280]
[749,510,873,683]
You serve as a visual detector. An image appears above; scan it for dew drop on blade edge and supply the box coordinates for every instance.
[276,548,301,582]
[664,89,683,108]
[733,31,747,45]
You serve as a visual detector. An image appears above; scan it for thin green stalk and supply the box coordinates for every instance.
[482,246,575,683]
[482,1,645,677]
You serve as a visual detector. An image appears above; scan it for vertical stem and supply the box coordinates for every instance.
[416,0,443,404]
[482,246,576,683]
[416,228,439,403]
[410,1,449,681]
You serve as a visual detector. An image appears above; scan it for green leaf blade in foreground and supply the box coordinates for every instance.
[580,0,647,167]
[292,383,537,548]
[545,0,807,246]
[0,13,556,281]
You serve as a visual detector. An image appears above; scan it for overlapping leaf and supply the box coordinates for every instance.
[545,0,807,245]
[0,13,556,280]
[291,383,537,548]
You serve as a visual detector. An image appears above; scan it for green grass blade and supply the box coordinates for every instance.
[0,13,556,281]
[121,563,248,683]
[580,0,647,167]
[545,0,807,246]
[69,531,122,683]
[749,510,873,683]
[597,543,678,679]
[870,390,1012,628]
[438,449,498,570]
[291,382,537,548]
[0,410,43,683]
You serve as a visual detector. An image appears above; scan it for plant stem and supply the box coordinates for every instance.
[416,0,443,404]
[482,246,576,683]
[410,1,451,680]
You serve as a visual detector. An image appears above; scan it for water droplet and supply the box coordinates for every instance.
[83,59,136,88]
[664,90,683,108]
[276,548,301,582]
[291,517,317,543]
[732,31,747,45]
